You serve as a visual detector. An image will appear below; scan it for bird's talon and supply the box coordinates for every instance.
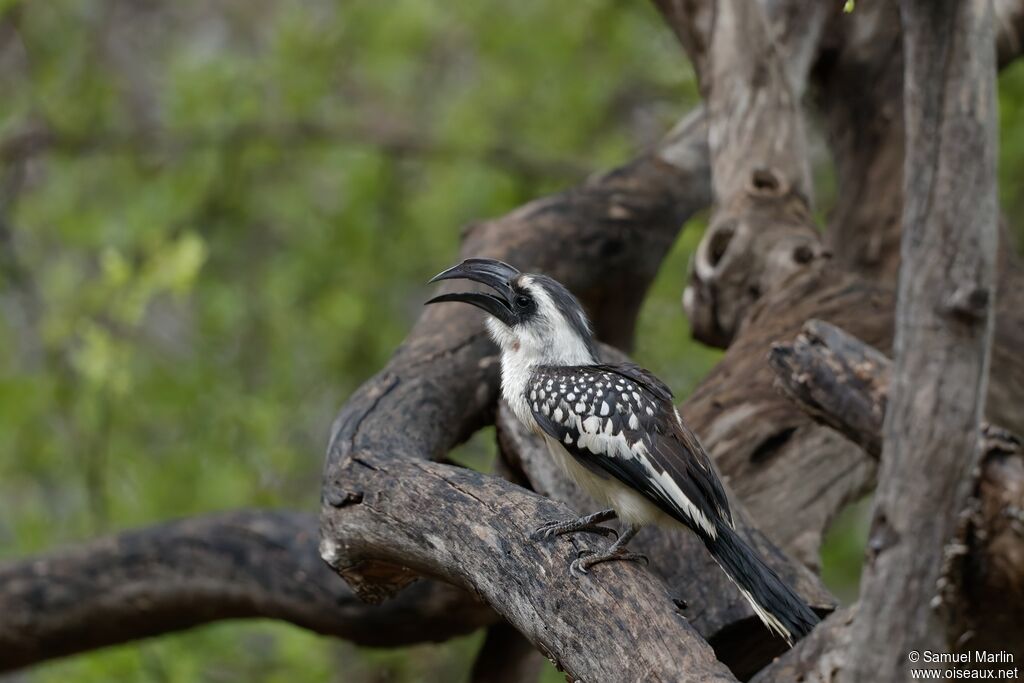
[529,520,618,541]
[571,549,648,575]
[529,520,562,541]
[570,554,592,576]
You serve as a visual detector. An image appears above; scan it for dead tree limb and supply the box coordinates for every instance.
[680,266,891,563]
[0,510,495,673]
[675,256,1024,575]
[818,0,1024,285]
[683,0,1023,340]
[652,0,834,95]
[845,1,999,678]
[815,1,905,283]
[768,320,1024,660]
[681,0,828,348]
[321,457,737,682]
[662,0,1024,567]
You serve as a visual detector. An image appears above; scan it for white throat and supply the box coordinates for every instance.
[485,277,595,429]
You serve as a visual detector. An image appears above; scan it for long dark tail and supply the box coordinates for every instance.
[703,523,820,645]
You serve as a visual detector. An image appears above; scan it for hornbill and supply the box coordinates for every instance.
[426,257,819,645]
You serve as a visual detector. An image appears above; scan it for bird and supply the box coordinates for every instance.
[425,257,820,645]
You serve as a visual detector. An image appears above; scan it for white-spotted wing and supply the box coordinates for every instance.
[527,362,732,537]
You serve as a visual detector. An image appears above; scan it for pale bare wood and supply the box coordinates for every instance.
[844,1,1000,679]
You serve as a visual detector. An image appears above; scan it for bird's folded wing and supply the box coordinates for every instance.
[528,363,733,536]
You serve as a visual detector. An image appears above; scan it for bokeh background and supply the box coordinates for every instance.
[2,1,1024,681]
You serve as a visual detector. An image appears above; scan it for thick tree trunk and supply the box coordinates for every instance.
[844,1,999,679]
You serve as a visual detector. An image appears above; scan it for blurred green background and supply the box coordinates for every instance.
[1,1,1023,681]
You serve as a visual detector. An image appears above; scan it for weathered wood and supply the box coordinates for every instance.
[767,320,892,458]
[681,265,892,564]
[0,510,495,673]
[768,320,1024,663]
[816,0,905,283]
[845,1,1000,679]
[7,0,1024,676]
[652,0,834,96]
[682,0,1024,345]
[321,457,737,683]
[817,0,1024,285]
[681,0,827,348]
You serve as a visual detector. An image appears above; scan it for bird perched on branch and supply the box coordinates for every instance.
[426,257,819,645]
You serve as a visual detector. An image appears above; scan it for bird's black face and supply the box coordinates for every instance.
[425,258,534,327]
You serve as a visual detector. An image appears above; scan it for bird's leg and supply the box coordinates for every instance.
[529,508,619,541]
[570,523,648,575]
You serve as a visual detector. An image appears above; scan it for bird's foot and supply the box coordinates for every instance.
[570,548,649,575]
[528,508,618,541]
[530,518,618,541]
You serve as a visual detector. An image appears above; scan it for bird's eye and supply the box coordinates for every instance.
[514,294,531,309]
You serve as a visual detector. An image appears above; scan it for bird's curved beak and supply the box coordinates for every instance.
[425,258,521,326]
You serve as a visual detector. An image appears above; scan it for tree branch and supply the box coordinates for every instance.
[681,0,829,347]
[0,510,495,673]
[844,0,999,677]
[817,0,1024,284]
[768,320,1024,662]
[321,457,737,682]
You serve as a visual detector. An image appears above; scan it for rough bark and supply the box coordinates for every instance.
[6,0,1024,676]
[681,0,828,348]
[680,265,890,564]
[321,457,736,683]
[660,0,1024,569]
[768,320,1024,661]
[845,1,999,680]
[817,0,1024,284]
[688,0,1024,340]
[0,510,495,673]
[678,257,1024,564]
[816,0,905,283]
